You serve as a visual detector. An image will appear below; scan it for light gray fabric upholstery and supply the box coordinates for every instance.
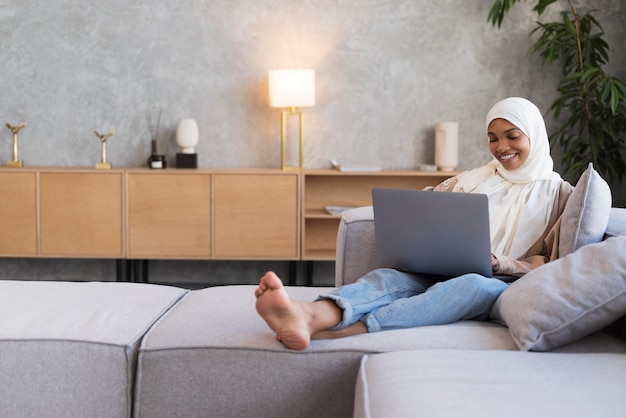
[135,284,625,418]
[606,207,626,238]
[354,350,626,418]
[491,236,626,351]
[136,286,510,418]
[335,205,376,286]
[0,280,187,418]
[559,163,612,257]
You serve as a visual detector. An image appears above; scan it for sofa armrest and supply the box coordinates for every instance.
[335,206,377,286]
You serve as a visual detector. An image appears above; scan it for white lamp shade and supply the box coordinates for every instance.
[269,69,315,108]
[176,118,199,154]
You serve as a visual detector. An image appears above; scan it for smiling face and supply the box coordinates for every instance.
[488,118,531,171]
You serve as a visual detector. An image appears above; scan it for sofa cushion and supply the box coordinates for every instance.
[135,284,626,418]
[491,236,626,351]
[559,162,612,257]
[354,350,626,418]
[135,285,519,418]
[0,280,187,418]
[605,207,626,238]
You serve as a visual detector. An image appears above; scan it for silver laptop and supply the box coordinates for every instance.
[372,188,493,278]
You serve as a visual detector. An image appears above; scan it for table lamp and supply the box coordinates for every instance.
[269,69,315,169]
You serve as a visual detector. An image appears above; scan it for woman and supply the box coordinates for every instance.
[255,97,573,350]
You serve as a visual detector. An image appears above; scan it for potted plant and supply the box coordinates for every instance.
[488,0,626,184]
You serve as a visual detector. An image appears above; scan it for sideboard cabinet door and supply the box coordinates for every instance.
[0,171,37,256]
[127,172,212,258]
[39,171,124,257]
[213,172,298,259]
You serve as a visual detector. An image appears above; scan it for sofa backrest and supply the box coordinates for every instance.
[335,207,626,287]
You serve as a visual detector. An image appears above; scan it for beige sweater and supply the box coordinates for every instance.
[432,178,574,276]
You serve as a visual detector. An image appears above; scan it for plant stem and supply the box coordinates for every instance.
[568,0,593,143]
[568,0,584,72]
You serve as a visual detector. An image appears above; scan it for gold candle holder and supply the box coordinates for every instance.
[5,122,27,168]
[93,130,115,169]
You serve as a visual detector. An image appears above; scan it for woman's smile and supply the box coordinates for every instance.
[498,152,519,164]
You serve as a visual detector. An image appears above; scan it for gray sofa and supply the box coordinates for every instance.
[2,169,626,417]
[132,206,626,418]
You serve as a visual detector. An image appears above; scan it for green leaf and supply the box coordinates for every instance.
[610,84,620,114]
[534,0,558,15]
[563,14,576,35]
[488,0,521,27]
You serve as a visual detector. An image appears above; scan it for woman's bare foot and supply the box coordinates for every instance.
[255,271,341,350]
[254,272,314,350]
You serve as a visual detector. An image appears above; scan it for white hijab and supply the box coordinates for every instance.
[452,97,562,258]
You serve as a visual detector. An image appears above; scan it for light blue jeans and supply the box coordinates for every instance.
[318,268,509,333]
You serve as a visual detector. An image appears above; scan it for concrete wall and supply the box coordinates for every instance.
[1,0,624,285]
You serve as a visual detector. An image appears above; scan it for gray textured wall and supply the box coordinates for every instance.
[1,0,624,285]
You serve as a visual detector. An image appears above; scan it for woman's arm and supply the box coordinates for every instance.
[493,253,549,276]
[494,181,573,276]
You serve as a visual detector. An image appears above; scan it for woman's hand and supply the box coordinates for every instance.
[491,253,500,272]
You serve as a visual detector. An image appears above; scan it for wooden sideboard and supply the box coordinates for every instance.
[0,167,455,268]
[301,170,457,260]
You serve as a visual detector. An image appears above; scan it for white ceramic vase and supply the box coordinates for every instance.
[435,121,459,172]
[176,119,199,154]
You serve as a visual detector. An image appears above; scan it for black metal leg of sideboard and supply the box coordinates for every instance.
[288,261,297,285]
[130,260,150,283]
[142,260,149,283]
[115,259,125,282]
[306,261,314,286]
[132,261,139,283]
[127,260,133,281]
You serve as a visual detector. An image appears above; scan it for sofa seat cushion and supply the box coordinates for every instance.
[0,280,187,418]
[134,284,623,418]
[354,350,626,418]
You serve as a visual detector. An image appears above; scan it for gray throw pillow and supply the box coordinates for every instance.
[559,163,611,257]
[605,208,626,238]
[491,236,626,351]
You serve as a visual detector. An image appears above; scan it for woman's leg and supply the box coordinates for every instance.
[255,268,437,349]
[317,268,439,329]
[362,273,509,332]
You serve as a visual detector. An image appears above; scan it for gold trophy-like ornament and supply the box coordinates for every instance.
[5,122,27,167]
[94,130,115,169]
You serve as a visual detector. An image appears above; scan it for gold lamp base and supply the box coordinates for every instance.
[95,162,112,170]
[7,160,23,168]
[281,108,304,170]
